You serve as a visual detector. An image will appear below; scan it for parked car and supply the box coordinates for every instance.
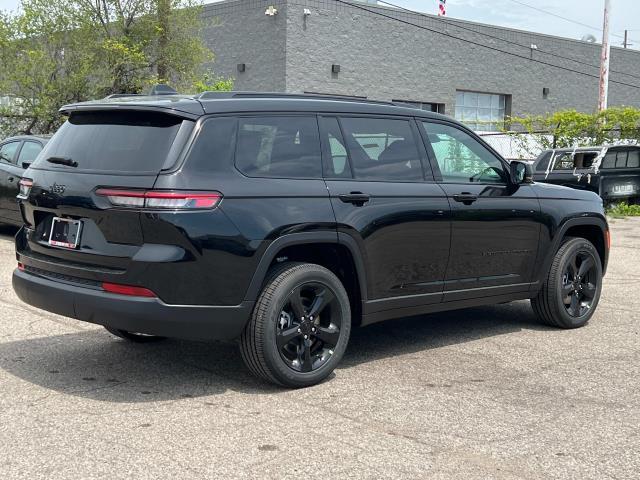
[0,135,49,225]
[12,93,609,387]
[532,145,640,204]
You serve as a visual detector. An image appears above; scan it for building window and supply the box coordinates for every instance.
[455,91,507,132]
[393,100,445,114]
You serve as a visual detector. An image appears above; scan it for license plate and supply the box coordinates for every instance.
[612,184,635,195]
[48,217,82,249]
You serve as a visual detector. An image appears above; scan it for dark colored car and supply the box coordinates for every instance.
[533,145,640,204]
[12,93,609,387]
[0,135,49,225]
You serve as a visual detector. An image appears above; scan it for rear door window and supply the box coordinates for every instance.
[338,117,424,181]
[0,141,20,164]
[33,111,188,174]
[235,116,322,178]
[17,141,43,165]
[628,150,640,168]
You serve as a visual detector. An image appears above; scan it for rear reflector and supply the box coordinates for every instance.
[605,229,611,250]
[95,189,222,210]
[17,262,25,271]
[102,282,157,298]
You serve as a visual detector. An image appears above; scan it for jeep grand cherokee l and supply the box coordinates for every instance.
[12,93,609,387]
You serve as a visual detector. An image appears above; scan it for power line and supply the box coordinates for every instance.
[375,0,640,81]
[505,0,639,43]
[332,0,640,90]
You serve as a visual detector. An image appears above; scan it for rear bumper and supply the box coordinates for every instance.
[12,269,254,341]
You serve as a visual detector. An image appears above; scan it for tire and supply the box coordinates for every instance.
[239,262,351,388]
[104,326,167,343]
[531,237,603,329]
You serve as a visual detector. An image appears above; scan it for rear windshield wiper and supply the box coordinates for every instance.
[46,156,78,168]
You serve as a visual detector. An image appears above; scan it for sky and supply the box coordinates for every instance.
[0,0,638,49]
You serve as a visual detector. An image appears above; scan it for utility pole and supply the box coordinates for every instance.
[157,0,170,83]
[598,0,611,112]
[623,30,631,49]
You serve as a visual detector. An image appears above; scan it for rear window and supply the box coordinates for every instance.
[34,111,188,174]
[601,149,640,169]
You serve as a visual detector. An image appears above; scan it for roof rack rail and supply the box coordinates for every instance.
[196,91,396,106]
[103,93,145,99]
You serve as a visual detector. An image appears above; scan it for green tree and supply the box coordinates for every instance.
[506,107,640,158]
[0,0,229,136]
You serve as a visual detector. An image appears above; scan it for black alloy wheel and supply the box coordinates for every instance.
[560,250,599,318]
[532,237,603,329]
[240,263,351,388]
[276,282,342,373]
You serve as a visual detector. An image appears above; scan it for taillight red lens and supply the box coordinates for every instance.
[102,282,157,298]
[17,262,25,271]
[95,189,222,210]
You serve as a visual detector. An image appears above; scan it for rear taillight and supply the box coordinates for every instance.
[102,282,157,298]
[17,262,25,271]
[18,178,33,199]
[95,189,222,210]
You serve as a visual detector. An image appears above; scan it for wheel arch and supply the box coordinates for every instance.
[541,217,609,282]
[244,232,367,325]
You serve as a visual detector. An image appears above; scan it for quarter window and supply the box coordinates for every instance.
[321,117,351,178]
[0,141,20,164]
[423,122,505,184]
[235,117,322,178]
[338,117,423,181]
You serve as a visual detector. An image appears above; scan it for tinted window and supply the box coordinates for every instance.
[34,111,185,173]
[602,152,616,169]
[185,117,236,174]
[339,117,423,181]
[235,116,321,178]
[628,150,640,168]
[321,117,351,178]
[616,151,628,168]
[17,141,43,165]
[423,122,504,184]
[535,151,552,172]
[0,141,20,164]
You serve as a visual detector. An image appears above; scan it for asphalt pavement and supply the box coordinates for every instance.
[0,219,638,479]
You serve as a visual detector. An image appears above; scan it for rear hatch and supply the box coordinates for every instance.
[17,108,197,286]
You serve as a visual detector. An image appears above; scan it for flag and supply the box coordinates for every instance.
[438,0,446,16]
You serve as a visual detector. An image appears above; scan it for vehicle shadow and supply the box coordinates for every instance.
[0,300,550,402]
[0,224,19,238]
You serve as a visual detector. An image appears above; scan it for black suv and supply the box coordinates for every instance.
[12,93,609,387]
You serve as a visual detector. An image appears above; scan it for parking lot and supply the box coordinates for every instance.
[0,219,637,480]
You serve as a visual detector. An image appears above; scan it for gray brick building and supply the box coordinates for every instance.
[201,0,640,130]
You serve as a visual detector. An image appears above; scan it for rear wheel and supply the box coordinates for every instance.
[532,237,602,328]
[240,263,351,388]
[104,326,167,343]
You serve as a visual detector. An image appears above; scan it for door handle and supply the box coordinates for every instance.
[453,193,478,205]
[7,176,15,183]
[338,192,371,206]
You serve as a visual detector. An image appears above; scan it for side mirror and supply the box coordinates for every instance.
[510,161,533,184]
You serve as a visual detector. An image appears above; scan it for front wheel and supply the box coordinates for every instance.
[240,263,351,388]
[532,237,603,329]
